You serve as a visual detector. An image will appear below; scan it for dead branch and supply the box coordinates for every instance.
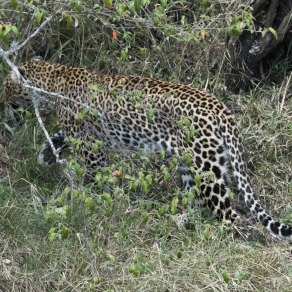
[262,0,279,28]
[252,0,268,16]
[257,10,292,59]
[31,92,67,166]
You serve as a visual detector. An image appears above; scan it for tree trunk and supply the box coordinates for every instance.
[226,0,292,92]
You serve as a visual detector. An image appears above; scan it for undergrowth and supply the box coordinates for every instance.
[1,77,292,292]
[0,1,292,291]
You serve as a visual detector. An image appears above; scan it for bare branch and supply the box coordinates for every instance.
[252,0,269,16]
[257,10,292,59]
[10,11,61,55]
[21,81,102,116]
[31,92,67,167]
[0,8,63,84]
[262,0,279,28]
[0,9,62,58]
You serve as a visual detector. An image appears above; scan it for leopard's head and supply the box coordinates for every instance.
[3,66,32,112]
[3,57,55,117]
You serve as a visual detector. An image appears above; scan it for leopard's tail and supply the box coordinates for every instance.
[222,118,292,240]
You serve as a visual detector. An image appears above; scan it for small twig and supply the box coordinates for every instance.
[0,7,63,89]
[1,8,63,57]
[279,72,292,112]
[31,90,67,166]
[21,81,102,115]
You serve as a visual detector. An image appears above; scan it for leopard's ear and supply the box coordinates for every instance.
[31,56,43,62]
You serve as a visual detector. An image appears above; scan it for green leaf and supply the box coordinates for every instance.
[200,0,210,8]
[203,224,210,241]
[235,270,246,282]
[187,191,195,204]
[34,9,44,26]
[145,174,152,186]
[104,192,113,207]
[229,191,235,201]
[85,197,94,211]
[45,210,57,223]
[185,129,191,143]
[168,161,176,172]
[49,232,56,242]
[104,0,112,9]
[194,186,201,197]
[159,204,169,215]
[141,213,149,223]
[57,196,65,205]
[171,197,178,215]
[75,164,85,177]
[3,123,14,136]
[60,227,69,240]
[182,153,193,167]
[205,258,212,266]
[120,48,128,61]
[161,166,170,181]
[11,25,19,37]
[182,197,188,206]
[177,251,182,259]
[268,27,278,39]
[89,83,104,92]
[146,110,154,123]
[92,142,99,154]
[11,0,18,9]
[140,47,147,58]
[153,16,159,26]
[66,15,73,28]
[195,173,201,186]
[222,270,230,283]
[92,109,99,118]
[64,187,70,195]
[55,206,69,217]
[161,0,167,9]
[1,32,9,45]
[134,0,142,13]
[141,179,149,194]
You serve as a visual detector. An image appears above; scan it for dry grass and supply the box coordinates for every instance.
[0,1,292,291]
[1,83,292,291]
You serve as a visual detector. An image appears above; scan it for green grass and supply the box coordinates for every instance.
[1,84,292,291]
[1,2,292,290]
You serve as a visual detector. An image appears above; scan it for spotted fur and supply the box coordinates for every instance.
[3,59,292,240]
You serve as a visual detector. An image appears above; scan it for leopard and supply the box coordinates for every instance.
[3,58,292,240]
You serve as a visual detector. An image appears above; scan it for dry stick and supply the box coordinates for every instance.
[263,0,279,28]
[31,91,67,166]
[21,81,102,116]
[279,72,292,112]
[3,9,63,56]
[30,86,79,186]
[0,9,63,77]
[252,0,269,16]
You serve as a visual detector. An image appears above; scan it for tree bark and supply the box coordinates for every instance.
[226,0,292,92]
